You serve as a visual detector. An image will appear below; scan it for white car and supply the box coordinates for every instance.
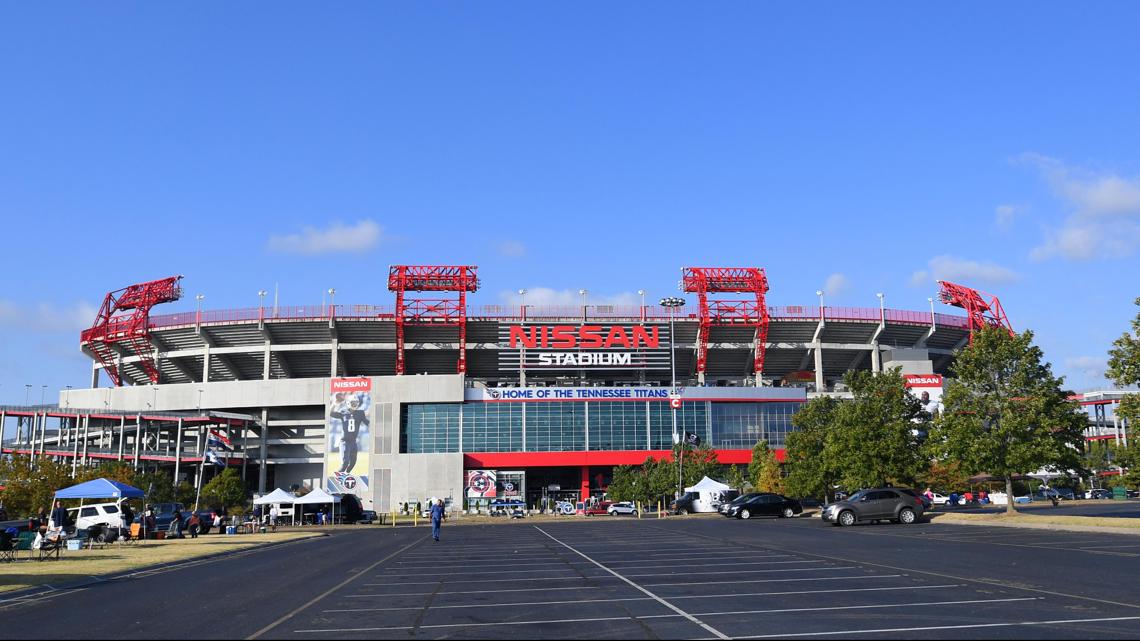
[65,502,125,532]
[607,501,639,516]
[928,493,949,505]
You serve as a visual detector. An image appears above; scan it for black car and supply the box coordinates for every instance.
[1088,489,1113,500]
[724,493,803,520]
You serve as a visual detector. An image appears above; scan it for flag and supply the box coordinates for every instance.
[207,429,234,451]
[685,431,701,446]
[204,449,223,466]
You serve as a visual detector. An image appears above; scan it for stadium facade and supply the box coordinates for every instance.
[3,266,983,513]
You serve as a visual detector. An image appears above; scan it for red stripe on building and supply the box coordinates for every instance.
[463,448,784,468]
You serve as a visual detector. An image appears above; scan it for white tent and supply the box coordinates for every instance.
[293,488,341,525]
[683,476,734,513]
[253,488,296,505]
[685,476,732,493]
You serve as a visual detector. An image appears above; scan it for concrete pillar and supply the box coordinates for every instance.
[174,418,184,485]
[72,415,81,475]
[579,465,590,502]
[202,343,211,383]
[258,408,269,494]
[118,416,125,460]
[82,414,90,467]
[263,340,271,380]
[330,338,339,376]
[814,344,825,392]
[91,363,100,389]
[134,416,142,469]
[871,343,881,374]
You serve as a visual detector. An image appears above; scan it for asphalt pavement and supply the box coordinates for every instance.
[943,498,1140,519]
[2,513,1139,639]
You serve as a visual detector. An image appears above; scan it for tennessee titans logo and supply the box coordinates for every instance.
[487,389,501,400]
[469,471,494,496]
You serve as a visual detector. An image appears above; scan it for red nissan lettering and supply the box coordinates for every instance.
[578,325,604,348]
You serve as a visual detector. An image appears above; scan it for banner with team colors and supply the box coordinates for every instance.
[326,377,372,496]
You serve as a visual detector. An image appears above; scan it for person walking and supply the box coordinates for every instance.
[187,513,201,539]
[430,498,445,542]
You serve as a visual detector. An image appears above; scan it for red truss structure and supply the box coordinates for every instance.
[937,280,1014,343]
[81,275,184,386]
[388,265,479,375]
[682,267,770,383]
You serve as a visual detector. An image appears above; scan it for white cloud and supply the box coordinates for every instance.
[497,240,526,257]
[267,219,381,255]
[995,204,1022,228]
[1017,154,1140,260]
[1064,355,1108,382]
[823,273,850,297]
[0,300,99,333]
[499,287,640,308]
[909,255,1018,288]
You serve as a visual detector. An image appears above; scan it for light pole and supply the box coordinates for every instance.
[24,384,31,406]
[518,289,529,384]
[65,385,72,409]
[258,290,268,321]
[195,294,205,326]
[579,289,588,321]
[928,296,936,328]
[876,292,885,324]
[328,288,336,318]
[816,289,825,321]
[660,296,686,500]
[638,289,646,322]
[41,385,47,406]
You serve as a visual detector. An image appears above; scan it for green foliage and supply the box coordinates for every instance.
[930,326,1087,512]
[0,455,76,517]
[748,440,771,491]
[200,468,248,510]
[607,457,677,507]
[725,464,748,493]
[1107,297,1140,403]
[674,442,722,489]
[784,396,840,501]
[826,369,929,490]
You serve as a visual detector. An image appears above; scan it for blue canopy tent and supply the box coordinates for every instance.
[55,478,145,500]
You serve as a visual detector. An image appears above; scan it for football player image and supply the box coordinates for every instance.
[330,395,369,474]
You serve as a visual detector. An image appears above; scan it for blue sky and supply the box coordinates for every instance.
[2,3,1140,403]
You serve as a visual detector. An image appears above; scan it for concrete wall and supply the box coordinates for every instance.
[882,348,934,376]
[371,453,464,514]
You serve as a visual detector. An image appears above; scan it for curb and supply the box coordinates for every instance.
[0,532,329,606]
[932,515,1140,537]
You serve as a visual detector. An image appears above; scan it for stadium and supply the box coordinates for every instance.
[3,266,1000,514]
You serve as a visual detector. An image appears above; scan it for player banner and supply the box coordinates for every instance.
[326,377,372,496]
[905,374,944,418]
[466,470,497,498]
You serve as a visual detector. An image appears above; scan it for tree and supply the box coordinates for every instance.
[931,326,1087,513]
[673,442,721,489]
[725,464,748,493]
[748,440,771,491]
[919,460,969,494]
[1106,297,1140,490]
[784,396,841,502]
[200,468,248,510]
[826,369,929,491]
[0,455,75,517]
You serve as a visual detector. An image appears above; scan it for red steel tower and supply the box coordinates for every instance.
[81,275,184,386]
[937,280,1014,343]
[682,267,770,385]
[388,265,479,375]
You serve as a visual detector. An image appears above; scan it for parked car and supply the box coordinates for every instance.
[720,493,762,515]
[724,493,802,520]
[357,510,378,524]
[926,492,949,505]
[607,501,638,516]
[584,501,614,516]
[897,488,933,511]
[821,488,925,526]
[67,502,124,533]
[1086,489,1113,500]
[489,499,526,517]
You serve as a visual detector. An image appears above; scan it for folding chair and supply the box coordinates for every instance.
[15,532,36,560]
[0,532,16,563]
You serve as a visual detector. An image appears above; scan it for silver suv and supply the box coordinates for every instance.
[821,488,925,527]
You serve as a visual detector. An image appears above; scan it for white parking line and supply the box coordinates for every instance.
[535,525,731,640]
[589,552,792,560]
[373,567,590,577]
[623,566,856,578]
[353,574,621,588]
[607,559,826,569]
[322,595,655,612]
[294,615,669,633]
[645,574,902,587]
[685,597,1039,617]
[668,584,964,600]
[731,615,1140,638]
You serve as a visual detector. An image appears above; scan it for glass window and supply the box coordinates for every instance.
[648,401,708,449]
[588,402,647,450]
[462,403,523,452]
[525,402,585,452]
[401,404,460,453]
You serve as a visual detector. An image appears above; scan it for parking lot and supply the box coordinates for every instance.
[257,516,1140,639]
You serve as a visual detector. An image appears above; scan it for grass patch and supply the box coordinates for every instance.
[0,530,323,594]
[933,510,1140,531]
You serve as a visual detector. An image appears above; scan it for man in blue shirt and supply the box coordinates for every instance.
[430,499,445,542]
